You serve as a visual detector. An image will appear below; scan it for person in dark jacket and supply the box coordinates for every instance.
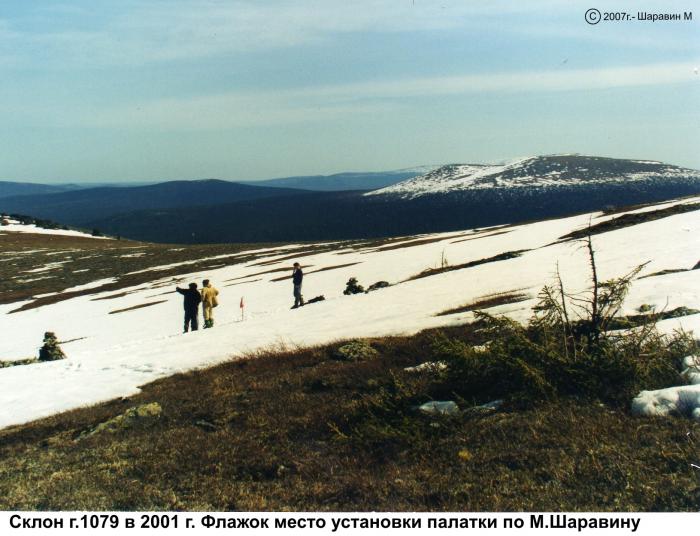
[176,282,202,332]
[292,262,304,309]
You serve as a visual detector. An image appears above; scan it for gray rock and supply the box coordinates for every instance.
[404,361,447,373]
[85,402,163,437]
[418,401,460,416]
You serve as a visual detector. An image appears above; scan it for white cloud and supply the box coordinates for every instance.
[321,62,700,98]
[4,1,510,66]
[1,0,694,67]
[71,61,698,129]
[82,96,400,129]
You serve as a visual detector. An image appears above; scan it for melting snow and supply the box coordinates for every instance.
[0,219,112,239]
[123,245,306,276]
[0,197,699,428]
[23,261,70,273]
[60,278,119,293]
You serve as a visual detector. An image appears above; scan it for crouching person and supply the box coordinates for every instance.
[176,282,202,332]
[201,279,219,328]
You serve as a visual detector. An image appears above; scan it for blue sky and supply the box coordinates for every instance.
[0,0,698,182]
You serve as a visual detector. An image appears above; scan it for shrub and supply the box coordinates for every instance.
[432,312,692,408]
[332,340,379,361]
[430,235,695,407]
[366,281,390,293]
[333,234,697,454]
[330,372,438,455]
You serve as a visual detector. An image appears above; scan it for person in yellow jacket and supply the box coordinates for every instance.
[200,279,219,328]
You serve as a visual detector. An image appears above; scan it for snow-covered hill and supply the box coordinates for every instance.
[366,155,700,199]
[1,196,699,428]
[0,217,110,239]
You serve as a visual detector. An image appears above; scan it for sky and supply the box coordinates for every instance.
[0,0,698,183]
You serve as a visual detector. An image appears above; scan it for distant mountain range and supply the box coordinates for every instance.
[0,166,434,200]
[243,167,439,191]
[2,156,698,243]
[0,180,307,225]
[0,181,82,199]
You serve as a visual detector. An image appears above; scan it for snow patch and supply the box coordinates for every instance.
[0,198,698,428]
[23,261,70,273]
[631,385,700,421]
[1,219,112,239]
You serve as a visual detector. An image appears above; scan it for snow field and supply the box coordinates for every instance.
[0,199,699,427]
[0,218,111,239]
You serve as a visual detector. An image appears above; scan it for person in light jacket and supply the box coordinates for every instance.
[200,279,219,328]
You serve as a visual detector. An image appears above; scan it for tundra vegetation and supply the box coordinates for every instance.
[0,239,698,511]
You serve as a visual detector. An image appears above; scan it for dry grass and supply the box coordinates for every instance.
[91,291,133,301]
[606,306,700,330]
[108,301,168,315]
[596,195,700,217]
[0,323,697,512]
[437,290,531,316]
[371,233,469,252]
[247,249,329,267]
[560,203,700,241]
[223,265,313,282]
[224,278,263,288]
[269,263,362,282]
[0,233,342,310]
[407,250,528,282]
[638,268,690,280]
[449,229,512,244]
